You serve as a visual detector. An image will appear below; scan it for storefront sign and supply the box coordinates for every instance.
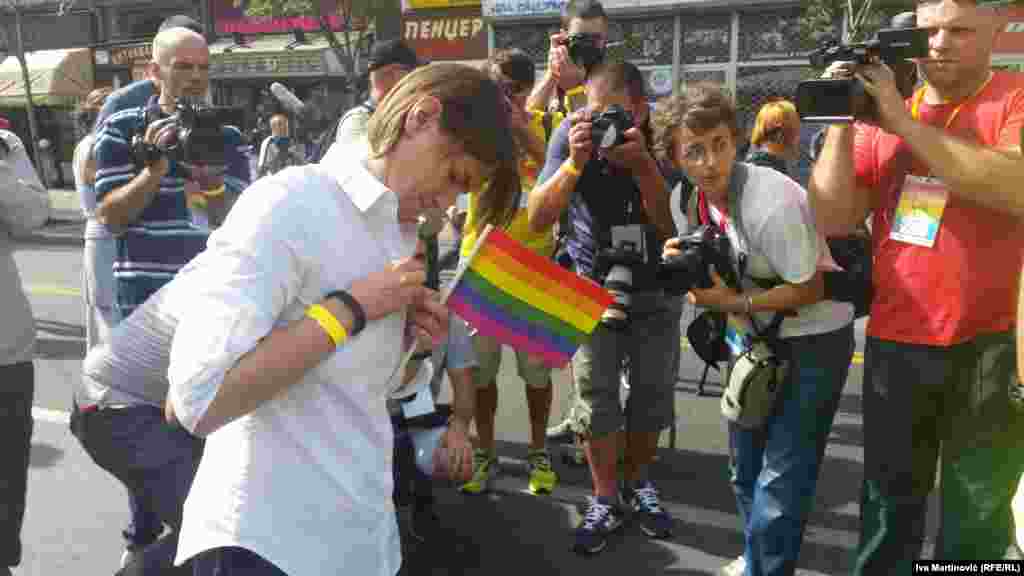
[483,0,681,18]
[211,51,326,78]
[403,0,480,10]
[109,44,153,67]
[403,6,487,61]
[212,0,368,35]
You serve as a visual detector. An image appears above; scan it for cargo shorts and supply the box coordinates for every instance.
[570,291,681,438]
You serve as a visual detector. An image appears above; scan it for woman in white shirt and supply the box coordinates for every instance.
[165,63,521,576]
[655,83,855,576]
[72,87,115,351]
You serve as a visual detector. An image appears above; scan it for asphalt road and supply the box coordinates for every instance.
[9,229,939,576]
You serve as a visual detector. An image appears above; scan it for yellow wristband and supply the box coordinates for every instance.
[562,158,581,177]
[204,184,226,198]
[305,303,348,347]
[565,85,585,97]
[188,194,208,209]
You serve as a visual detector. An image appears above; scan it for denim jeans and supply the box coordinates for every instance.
[0,362,33,568]
[192,547,289,576]
[728,324,855,576]
[71,404,202,575]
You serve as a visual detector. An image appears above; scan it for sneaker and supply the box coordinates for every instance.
[629,480,673,539]
[572,495,624,555]
[458,449,498,495]
[718,555,747,576]
[546,417,574,444]
[526,449,558,495]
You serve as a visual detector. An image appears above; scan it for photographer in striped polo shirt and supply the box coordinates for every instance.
[93,26,250,317]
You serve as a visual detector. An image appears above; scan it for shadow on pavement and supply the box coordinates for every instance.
[29,443,64,468]
[401,487,684,576]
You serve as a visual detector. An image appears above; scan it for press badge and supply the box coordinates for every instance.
[890,176,949,248]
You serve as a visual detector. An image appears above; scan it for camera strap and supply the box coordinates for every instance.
[725,163,785,343]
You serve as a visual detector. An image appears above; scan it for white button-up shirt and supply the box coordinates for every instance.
[168,143,416,576]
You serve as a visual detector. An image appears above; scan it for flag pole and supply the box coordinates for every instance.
[385,223,495,395]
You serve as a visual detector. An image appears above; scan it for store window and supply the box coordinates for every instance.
[738,8,813,62]
[681,14,731,65]
[494,22,561,63]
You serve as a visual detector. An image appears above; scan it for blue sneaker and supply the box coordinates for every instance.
[573,495,624,555]
[629,480,673,539]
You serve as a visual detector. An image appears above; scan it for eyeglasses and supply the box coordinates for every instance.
[681,137,732,165]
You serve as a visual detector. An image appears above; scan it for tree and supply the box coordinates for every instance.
[241,0,379,100]
[801,0,917,45]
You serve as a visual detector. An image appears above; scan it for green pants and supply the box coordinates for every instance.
[855,331,1023,573]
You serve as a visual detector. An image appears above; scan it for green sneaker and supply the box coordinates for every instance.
[459,449,498,495]
[527,449,558,495]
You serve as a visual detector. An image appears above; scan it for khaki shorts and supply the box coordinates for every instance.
[570,292,681,438]
[472,333,552,390]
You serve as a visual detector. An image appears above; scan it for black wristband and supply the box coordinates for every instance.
[325,290,366,337]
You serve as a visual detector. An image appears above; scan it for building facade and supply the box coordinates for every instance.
[483,0,821,139]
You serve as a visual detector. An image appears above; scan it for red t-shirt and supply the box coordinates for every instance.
[854,71,1024,346]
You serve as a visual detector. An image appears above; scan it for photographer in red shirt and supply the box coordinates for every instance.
[811,0,1024,569]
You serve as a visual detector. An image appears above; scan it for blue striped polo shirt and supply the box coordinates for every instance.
[94,97,251,316]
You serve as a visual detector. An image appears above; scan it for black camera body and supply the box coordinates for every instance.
[658,225,737,295]
[598,238,647,332]
[590,104,634,152]
[560,33,605,73]
[134,98,242,172]
[796,26,928,123]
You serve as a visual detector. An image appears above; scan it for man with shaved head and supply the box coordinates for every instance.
[71,23,249,576]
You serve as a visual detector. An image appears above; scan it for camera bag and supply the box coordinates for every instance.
[685,163,789,429]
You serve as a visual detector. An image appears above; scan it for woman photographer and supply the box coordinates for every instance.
[164,63,520,576]
[654,83,854,576]
[72,86,115,351]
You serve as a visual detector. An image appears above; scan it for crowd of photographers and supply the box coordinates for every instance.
[0,0,1022,575]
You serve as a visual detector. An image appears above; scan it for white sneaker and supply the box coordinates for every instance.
[719,555,746,576]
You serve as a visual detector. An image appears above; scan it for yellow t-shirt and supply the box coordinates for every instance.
[461,109,564,259]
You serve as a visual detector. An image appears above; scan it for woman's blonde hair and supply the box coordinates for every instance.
[750,99,800,152]
[367,63,521,229]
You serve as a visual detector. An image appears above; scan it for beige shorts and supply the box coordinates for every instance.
[471,333,552,390]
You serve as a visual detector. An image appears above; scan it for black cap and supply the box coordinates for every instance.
[367,39,424,73]
[159,14,203,34]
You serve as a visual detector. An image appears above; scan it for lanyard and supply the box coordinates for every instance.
[910,71,995,129]
[697,188,727,234]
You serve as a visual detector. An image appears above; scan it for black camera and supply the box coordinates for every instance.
[134,97,242,175]
[560,33,606,73]
[658,225,737,295]
[796,26,928,123]
[590,104,634,152]
[598,226,647,332]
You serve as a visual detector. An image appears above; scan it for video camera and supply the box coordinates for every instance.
[560,33,606,74]
[796,26,928,123]
[134,97,241,177]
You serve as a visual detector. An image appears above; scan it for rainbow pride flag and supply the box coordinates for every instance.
[445,225,614,368]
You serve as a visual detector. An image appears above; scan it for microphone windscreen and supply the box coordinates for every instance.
[269,82,305,116]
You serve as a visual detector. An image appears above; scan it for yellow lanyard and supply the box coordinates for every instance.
[910,71,995,128]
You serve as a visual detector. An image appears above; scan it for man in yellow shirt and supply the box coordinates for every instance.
[459,49,564,496]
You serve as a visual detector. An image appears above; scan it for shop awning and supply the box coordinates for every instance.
[208,33,340,78]
[0,48,94,107]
